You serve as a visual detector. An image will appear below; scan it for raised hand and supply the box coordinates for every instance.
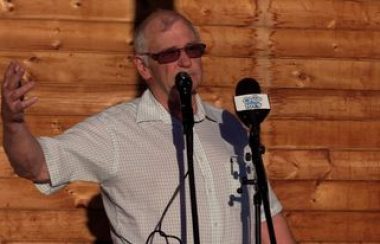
[1,61,38,124]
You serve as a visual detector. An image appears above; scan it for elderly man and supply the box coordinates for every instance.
[2,9,295,244]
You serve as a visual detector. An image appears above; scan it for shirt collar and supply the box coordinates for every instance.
[136,90,223,124]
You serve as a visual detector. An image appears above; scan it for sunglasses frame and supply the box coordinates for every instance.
[139,43,206,64]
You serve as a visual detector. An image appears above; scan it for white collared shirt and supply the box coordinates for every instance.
[36,89,282,243]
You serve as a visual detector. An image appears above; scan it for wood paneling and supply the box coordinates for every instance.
[263,120,380,148]
[286,211,380,242]
[272,29,380,59]
[269,0,380,30]
[1,0,379,243]
[0,51,137,85]
[272,180,380,211]
[2,20,380,59]
[0,209,109,241]
[176,0,256,26]
[0,19,133,52]
[265,149,380,181]
[0,0,135,21]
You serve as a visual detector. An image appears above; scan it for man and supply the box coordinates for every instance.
[2,9,295,243]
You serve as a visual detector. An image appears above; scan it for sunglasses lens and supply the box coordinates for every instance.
[151,43,206,64]
[155,49,181,64]
[185,44,206,58]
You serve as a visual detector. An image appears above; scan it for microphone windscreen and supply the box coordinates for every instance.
[235,78,261,96]
[234,78,270,126]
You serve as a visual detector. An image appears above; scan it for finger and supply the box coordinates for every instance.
[21,96,39,110]
[13,96,38,112]
[10,63,26,90]
[3,61,16,87]
[4,62,25,91]
[9,81,35,101]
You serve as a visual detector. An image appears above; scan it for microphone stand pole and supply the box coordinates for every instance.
[181,103,200,244]
[248,124,276,244]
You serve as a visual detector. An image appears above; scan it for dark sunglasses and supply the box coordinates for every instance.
[140,43,206,64]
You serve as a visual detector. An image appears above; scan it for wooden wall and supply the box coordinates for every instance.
[0,0,379,243]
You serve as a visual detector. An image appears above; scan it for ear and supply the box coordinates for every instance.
[133,56,152,81]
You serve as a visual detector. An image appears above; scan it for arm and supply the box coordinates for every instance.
[1,61,49,183]
[261,212,296,244]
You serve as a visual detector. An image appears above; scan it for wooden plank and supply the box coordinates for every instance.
[272,29,380,59]
[268,89,380,120]
[5,0,379,31]
[285,211,380,242]
[265,149,331,180]
[269,0,380,30]
[0,0,134,22]
[265,149,380,181]
[0,178,101,209]
[26,84,138,116]
[329,150,380,181]
[1,20,378,59]
[176,0,255,26]
[0,19,133,52]
[271,58,380,90]
[272,180,380,211]
[0,51,137,85]
[0,209,110,240]
[0,0,255,25]
[202,56,257,87]
[263,120,380,148]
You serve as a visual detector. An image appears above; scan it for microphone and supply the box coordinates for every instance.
[175,72,194,130]
[234,78,270,127]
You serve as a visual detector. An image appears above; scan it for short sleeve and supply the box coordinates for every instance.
[35,114,117,195]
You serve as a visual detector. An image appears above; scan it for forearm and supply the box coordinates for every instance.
[3,122,49,183]
[261,213,296,244]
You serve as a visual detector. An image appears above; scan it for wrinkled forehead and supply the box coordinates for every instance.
[147,14,179,33]
[146,20,197,49]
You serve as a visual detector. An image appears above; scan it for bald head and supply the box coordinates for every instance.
[133,9,200,54]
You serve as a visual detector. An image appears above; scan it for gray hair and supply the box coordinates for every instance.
[133,9,200,55]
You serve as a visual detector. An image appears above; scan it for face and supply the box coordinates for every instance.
[134,20,203,109]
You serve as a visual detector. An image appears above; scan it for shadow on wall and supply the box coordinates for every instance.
[86,194,112,243]
[85,1,175,242]
[134,0,175,96]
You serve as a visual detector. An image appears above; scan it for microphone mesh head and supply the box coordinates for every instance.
[235,78,261,96]
[234,78,269,126]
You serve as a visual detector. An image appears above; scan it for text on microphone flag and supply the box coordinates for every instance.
[234,94,270,112]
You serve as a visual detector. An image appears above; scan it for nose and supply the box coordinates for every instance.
[177,49,192,67]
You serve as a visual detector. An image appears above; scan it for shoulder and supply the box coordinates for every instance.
[74,98,140,132]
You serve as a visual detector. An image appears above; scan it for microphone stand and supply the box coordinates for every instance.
[181,99,200,244]
[244,124,277,244]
